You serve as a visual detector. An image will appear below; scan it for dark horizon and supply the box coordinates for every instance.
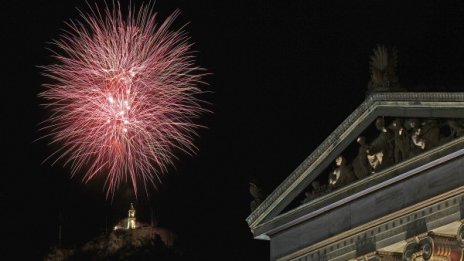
[4,0,464,259]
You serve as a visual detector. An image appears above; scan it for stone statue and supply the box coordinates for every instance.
[249,178,267,212]
[301,181,327,204]
[367,117,394,172]
[446,119,464,139]
[389,118,410,163]
[367,152,382,172]
[404,119,423,156]
[301,191,313,205]
[329,155,355,189]
[367,45,402,94]
[420,119,440,149]
[408,119,440,151]
[352,136,371,179]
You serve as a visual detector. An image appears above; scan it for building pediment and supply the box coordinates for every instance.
[247,92,464,240]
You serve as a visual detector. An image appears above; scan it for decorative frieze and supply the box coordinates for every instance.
[302,117,464,206]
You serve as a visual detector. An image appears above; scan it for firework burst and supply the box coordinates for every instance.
[40,2,206,197]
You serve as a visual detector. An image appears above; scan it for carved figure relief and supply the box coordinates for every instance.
[301,181,327,204]
[447,120,464,138]
[408,119,440,151]
[301,117,463,206]
[404,119,423,156]
[389,119,410,163]
[329,156,355,189]
[367,117,394,172]
[352,136,372,179]
[419,119,440,149]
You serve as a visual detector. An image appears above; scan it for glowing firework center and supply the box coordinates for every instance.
[104,75,134,149]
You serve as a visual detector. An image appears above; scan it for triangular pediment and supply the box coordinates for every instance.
[246,92,464,240]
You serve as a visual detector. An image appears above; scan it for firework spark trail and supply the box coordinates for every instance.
[40,2,206,197]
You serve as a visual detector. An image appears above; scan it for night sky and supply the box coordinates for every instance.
[4,0,464,260]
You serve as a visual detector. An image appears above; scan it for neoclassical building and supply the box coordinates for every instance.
[247,48,464,261]
[247,92,464,260]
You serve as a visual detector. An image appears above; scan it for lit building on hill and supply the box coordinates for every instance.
[114,203,138,230]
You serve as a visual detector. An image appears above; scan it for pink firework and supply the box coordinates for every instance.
[40,2,205,197]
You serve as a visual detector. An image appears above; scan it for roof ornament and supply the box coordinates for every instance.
[367,45,403,94]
